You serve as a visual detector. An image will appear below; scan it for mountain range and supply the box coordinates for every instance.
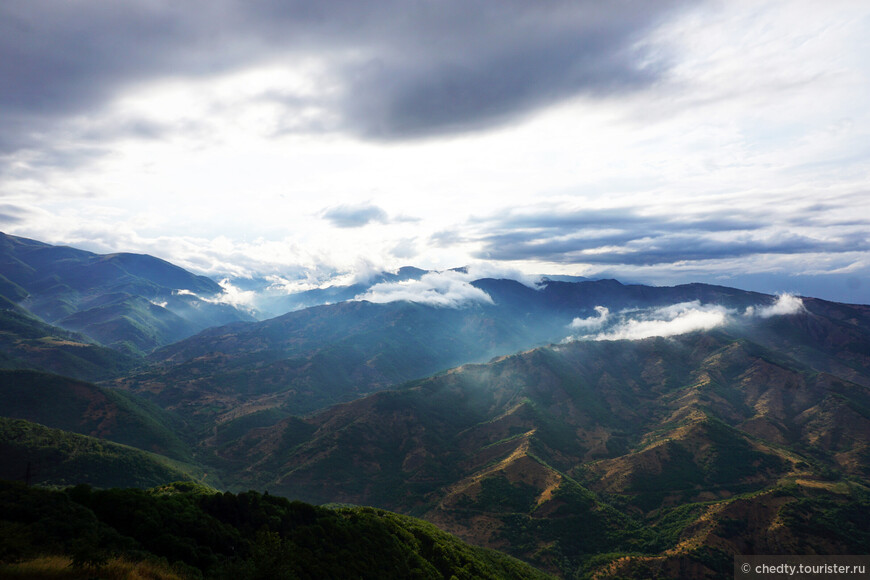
[0,232,254,354]
[0,232,867,578]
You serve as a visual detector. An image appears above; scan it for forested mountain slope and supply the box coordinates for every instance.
[206,305,870,577]
[1,233,869,578]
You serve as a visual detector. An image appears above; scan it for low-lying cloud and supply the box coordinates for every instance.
[746,293,806,318]
[355,270,494,308]
[208,279,260,312]
[567,293,805,342]
[173,280,258,313]
[592,301,730,341]
[570,306,610,331]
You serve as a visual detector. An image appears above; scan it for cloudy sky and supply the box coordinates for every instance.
[2,0,869,303]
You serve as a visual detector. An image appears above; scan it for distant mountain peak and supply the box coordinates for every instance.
[0,232,254,353]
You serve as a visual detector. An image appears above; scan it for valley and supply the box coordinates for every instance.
[1,233,868,578]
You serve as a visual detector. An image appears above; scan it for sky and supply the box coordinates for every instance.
[1,0,869,304]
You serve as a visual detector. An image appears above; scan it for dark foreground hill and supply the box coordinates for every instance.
[0,369,192,461]
[0,480,551,579]
[0,418,202,489]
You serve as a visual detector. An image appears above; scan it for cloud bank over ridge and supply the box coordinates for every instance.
[355,270,495,308]
[567,293,806,342]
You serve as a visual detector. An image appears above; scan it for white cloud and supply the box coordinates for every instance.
[172,280,258,314]
[593,301,731,341]
[263,274,324,294]
[206,279,259,311]
[355,270,493,308]
[569,306,610,331]
[573,292,809,342]
[746,293,805,318]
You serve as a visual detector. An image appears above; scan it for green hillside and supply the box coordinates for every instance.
[0,307,139,381]
[58,293,196,355]
[0,480,551,579]
[0,369,192,461]
[0,418,202,489]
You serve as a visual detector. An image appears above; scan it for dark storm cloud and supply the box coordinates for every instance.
[0,0,695,161]
[340,5,680,139]
[0,203,34,225]
[0,1,214,169]
[539,234,868,266]
[786,199,870,228]
[464,208,870,265]
[471,209,766,233]
[321,203,389,228]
